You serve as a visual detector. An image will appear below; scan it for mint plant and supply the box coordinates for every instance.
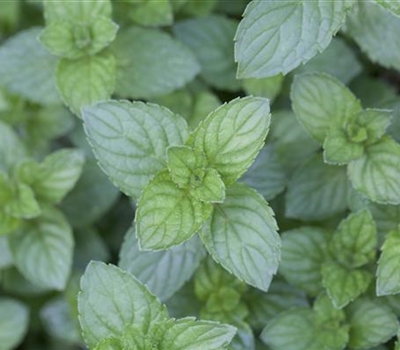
[2,1,400,350]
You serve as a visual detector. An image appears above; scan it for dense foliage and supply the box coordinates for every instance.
[1,1,400,349]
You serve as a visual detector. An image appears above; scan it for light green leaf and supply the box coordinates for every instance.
[291,72,362,142]
[285,155,349,220]
[352,109,393,144]
[0,27,60,105]
[242,75,283,102]
[323,127,364,165]
[346,299,399,349]
[200,183,280,292]
[17,149,85,204]
[374,0,400,16]
[0,298,29,350]
[4,183,40,219]
[279,227,330,296]
[174,15,240,91]
[0,121,26,172]
[136,171,212,250]
[240,144,287,200]
[235,0,348,78]
[162,317,236,350]
[130,0,173,27]
[8,207,73,290]
[188,97,270,186]
[0,211,20,236]
[348,137,400,204]
[78,262,169,348]
[113,27,200,99]
[191,168,225,203]
[57,50,116,116]
[119,227,206,301]
[322,262,372,309]
[330,210,377,268]
[377,227,400,296]
[346,1,400,71]
[83,100,188,199]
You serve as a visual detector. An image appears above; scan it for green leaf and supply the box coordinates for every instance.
[374,0,400,16]
[0,236,12,269]
[240,144,287,200]
[0,121,26,172]
[200,183,280,292]
[162,317,236,350]
[188,97,270,186]
[40,17,118,59]
[0,298,29,350]
[348,137,400,204]
[242,75,284,102]
[78,262,168,349]
[8,207,73,290]
[285,155,349,220]
[174,15,240,91]
[346,299,399,349]
[190,168,225,203]
[112,27,200,99]
[322,262,372,309]
[377,227,400,296]
[17,149,85,204]
[119,227,206,301]
[352,109,393,144]
[4,183,40,219]
[279,227,330,296]
[0,211,20,236]
[130,0,173,27]
[0,27,60,105]
[346,1,400,71]
[136,171,212,250]
[83,100,188,199]
[291,72,362,142]
[235,0,348,78]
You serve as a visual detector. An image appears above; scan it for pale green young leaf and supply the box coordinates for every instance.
[346,299,399,349]
[113,27,200,99]
[191,168,225,203]
[322,262,372,309]
[0,211,20,236]
[377,227,400,296]
[83,100,188,199]
[323,127,364,165]
[130,0,173,27]
[330,210,377,268]
[4,183,40,219]
[200,183,280,292]
[57,51,116,116]
[352,109,393,144]
[174,15,240,91]
[291,72,362,142]
[161,317,236,350]
[285,155,348,220]
[0,27,60,105]
[374,0,400,16]
[279,227,330,296]
[348,137,400,204]
[242,75,283,102]
[346,1,400,71]
[235,0,347,78]
[78,262,169,349]
[17,149,85,204]
[119,227,206,301]
[8,207,73,290]
[188,97,270,186]
[136,171,212,250]
[94,337,122,350]
[0,298,29,350]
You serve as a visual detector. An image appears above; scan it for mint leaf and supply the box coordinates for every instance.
[348,137,400,204]
[191,168,225,203]
[285,155,349,220]
[242,75,283,102]
[8,207,73,290]
[188,97,270,186]
[0,121,26,172]
[112,27,200,99]
[291,72,362,142]
[377,227,400,296]
[0,27,60,105]
[129,0,173,27]
[0,298,29,350]
[17,149,85,204]
[3,182,40,219]
[78,262,169,349]
[200,183,280,291]
[280,227,330,296]
[119,227,206,301]
[174,15,240,91]
[136,171,212,250]
[352,109,393,144]
[162,317,236,350]
[83,100,188,199]
[235,0,348,78]
[346,299,399,349]
[322,262,372,309]
[57,51,116,116]
[0,236,12,269]
[374,0,400,16]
